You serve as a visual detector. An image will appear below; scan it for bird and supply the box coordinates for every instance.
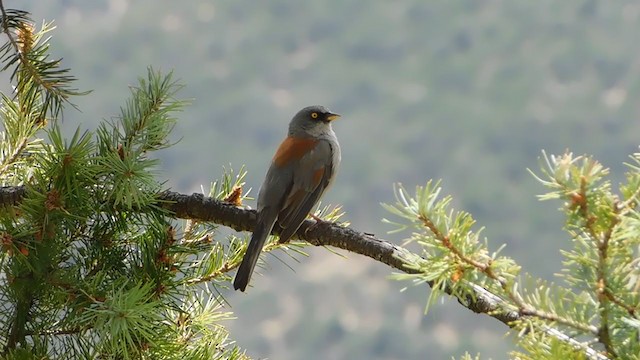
[233,105,341,292]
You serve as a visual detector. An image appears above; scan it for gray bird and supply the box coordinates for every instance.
[233,105,341,292]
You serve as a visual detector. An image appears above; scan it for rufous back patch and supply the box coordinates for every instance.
[273,136,318,167]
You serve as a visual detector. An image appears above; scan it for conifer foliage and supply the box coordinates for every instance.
[384,152,640,359]
[0,7,250,359]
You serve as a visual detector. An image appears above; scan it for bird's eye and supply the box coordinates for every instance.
[311,112,319,119]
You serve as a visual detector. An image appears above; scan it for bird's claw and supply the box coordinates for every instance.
[304,214,332,237]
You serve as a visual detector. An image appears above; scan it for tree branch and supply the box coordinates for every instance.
[0,185,25,206]
[0,1,22,56]
[0,186,610,359]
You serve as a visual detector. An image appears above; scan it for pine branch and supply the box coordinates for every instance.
[0,3,87,121]
[0,185,610,360]
[0,185,25,206]
[0,3,22,56]
[5,293,32,352]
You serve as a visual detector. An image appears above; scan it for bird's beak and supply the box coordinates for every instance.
[326,113,341,122]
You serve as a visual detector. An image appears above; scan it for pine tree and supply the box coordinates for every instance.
[0,8,250,359]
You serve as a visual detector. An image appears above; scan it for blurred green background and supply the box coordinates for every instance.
[17,1,640,358]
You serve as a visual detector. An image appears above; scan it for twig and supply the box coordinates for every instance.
[0,0,21,56]
[420,214,599,336]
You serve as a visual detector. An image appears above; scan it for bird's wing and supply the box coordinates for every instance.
[276,140,335,242]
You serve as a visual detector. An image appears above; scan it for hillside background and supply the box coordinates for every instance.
[15,1,640,359]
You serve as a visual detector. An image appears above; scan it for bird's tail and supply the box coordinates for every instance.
[233,213,275,292]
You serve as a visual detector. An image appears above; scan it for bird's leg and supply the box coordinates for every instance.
[303,213,332,237]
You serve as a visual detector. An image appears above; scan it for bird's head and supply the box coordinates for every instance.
[289,105,340,136]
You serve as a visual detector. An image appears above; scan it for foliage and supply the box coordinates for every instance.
[384,150,640,358]
[0,11,253,359]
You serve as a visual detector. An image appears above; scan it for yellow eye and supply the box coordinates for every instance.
[311,112,319,119]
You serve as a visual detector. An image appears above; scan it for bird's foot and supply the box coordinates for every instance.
[304,214,332,236]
